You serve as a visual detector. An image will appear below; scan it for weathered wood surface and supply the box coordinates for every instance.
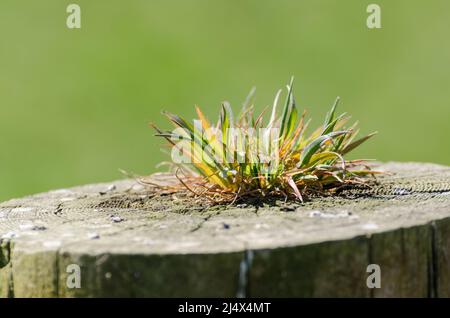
[0,162,449,298]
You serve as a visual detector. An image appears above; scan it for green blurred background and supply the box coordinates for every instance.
[0,0,449,201]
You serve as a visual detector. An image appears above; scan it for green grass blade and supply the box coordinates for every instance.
[341,132,377,155]
[323,96,340,130]
[279,76,296,138]
[298,131,349,168]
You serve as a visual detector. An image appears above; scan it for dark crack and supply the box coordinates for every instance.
[0,239,10,268]
[0,239,14,297]
[53,203,64,216]
[428,222,439,298]
[190,214,214,233]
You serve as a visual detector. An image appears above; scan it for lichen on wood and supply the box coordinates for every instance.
[0,162,449,297]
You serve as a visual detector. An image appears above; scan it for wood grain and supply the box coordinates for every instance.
[0,162,449,297]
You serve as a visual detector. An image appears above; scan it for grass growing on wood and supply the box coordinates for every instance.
[150,78,380,203]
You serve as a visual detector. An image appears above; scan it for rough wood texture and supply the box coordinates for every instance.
[0,162,449,298]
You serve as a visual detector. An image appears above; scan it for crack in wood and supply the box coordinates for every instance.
[0,162,449,297]
[429,222,439,297]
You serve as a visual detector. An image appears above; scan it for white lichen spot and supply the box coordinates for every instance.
[87,232,100,240]
[19,223,47,231]
[141,239,159,245]
[99,184,117,195]
[255,223,270,229]
[309,210,351,219]
[111,216,124,223]
[19,223,34,230]
[11,207,34,213]
[43,240,62,248]
[1,231,17,239]
[362,223,379,230]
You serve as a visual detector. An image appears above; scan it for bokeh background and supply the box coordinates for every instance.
[1,0,449,201]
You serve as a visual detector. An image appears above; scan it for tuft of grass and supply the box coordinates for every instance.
[150,78,380,203]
